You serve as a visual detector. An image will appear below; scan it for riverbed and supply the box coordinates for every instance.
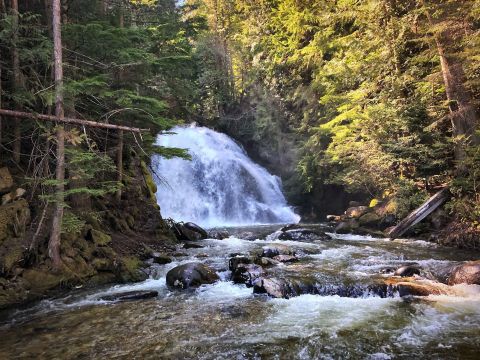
[1,225,480,359]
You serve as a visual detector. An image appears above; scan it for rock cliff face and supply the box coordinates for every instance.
[0,159,175,309]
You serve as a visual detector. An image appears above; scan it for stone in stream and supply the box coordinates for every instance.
[99,290,158,302]
[273,255,298,263]
[334,219,359,234]
[394,265,421,277]
[151,253,172,265]
[448,260,480,285]
[253,278,287,298]
[208,230,230,240]
[261,244,295,258]
[184,222,208,238]
[255,257,280,267]
[166,262,219,290]
[229,256,251,272]
[278,228,320,241]
[231,263,264,287]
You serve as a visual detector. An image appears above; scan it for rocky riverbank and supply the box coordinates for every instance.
[0,160,177,310]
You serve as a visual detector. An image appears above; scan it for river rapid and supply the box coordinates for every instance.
[1,224,480,359]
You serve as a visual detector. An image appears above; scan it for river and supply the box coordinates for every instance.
[1,224,479,359]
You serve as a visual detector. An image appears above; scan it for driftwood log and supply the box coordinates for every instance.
[388,187,450,239]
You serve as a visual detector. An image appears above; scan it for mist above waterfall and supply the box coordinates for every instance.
[152,125,300,228]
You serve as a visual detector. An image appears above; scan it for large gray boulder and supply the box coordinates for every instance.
[166,262,219,290]
[448,260,480,285]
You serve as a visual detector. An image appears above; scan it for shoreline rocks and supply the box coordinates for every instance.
[166,262,219,290]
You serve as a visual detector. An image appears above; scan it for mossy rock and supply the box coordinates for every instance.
[0,237,25,274]
[88,229,112,246]
[22,269,64,293]
[358,212,382,227]
[86,272,117,287]
[140,160,157,201]
[118,256,147,282]
[0,167,13,194]
[92,258,115,272]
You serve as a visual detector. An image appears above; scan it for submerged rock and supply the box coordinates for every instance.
[229,256,251,272]
[334,219,359,234]
[166,262,219,290]
[183,242,204,249]
[100,290,158,302]
[448,260,480,285]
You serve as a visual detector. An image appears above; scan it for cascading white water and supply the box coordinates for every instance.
[152,124,300,227]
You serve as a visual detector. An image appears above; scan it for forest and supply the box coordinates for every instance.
[0,0,480,358]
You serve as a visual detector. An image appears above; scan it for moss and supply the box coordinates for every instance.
[140,160,157,201]
[89,229,112,246]
[0,237,25,274]
[118,256,147,282]
[0,199,30,244]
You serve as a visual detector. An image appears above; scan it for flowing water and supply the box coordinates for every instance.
[1,225,480,359]
[152,125,300,227]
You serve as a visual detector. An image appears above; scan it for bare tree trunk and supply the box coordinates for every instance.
[48,0,65,269]
[11,0,21,163]
[422,1,479,166]
[116,130,123,202]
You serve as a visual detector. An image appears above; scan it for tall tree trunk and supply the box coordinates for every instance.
[11,0,21,163]
[0,0,4,159]
[116,130,123,202]
[422,1,479,166]
[48,0,65,269]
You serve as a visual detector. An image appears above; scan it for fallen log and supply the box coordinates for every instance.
[0,108,148,133]
[388,187,450,239]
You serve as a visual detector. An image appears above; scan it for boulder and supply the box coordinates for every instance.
[261,244,295,258]
[231,263,264,286]
[253,278,286,298]
[166,262,219,290]
[152,253,172,265]
[0,168,13,194]
[326,215,341,222]
[394,265,421,277]
[358,212,382,227]
[184,222,208,238]
[229,256,251,272]
[334,219,359,234]
[255,257,280,267]
[345,206,370,218]
[100,290,158,302]
[280,224,300,232]
[273,255,298,263]
[448,260,480,285]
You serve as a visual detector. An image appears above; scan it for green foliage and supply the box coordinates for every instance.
[61,212,86,235]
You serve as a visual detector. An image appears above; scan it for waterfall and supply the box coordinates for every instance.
[152,125,300,228]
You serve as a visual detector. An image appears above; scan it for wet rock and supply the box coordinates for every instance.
[229,256,251,272]
[397,282,446,297]
[166,262,219,290]
[184,222,208,238]
[253,277,286,298]
[345,206,370,218]
[231,263,264,286]
[280,224,300,232]
[0,167,13,194]
[262,244,295,258]
[172,252,188,257]
[334,219,359,234]
[448,260,480,285]
[273,255,298,263]
[394,265,421,277]
[278,228,320,241]
[100,290,158,302]
[255,257,280,267]
[208,230,230,239]
[183,242,204,249]
[152,253,172,265]
[195,253,209,259]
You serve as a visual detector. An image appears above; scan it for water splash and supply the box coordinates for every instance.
[152,125,300,227]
